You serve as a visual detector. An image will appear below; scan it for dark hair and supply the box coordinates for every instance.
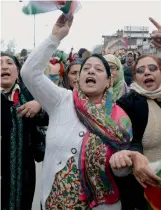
[1,52,22,70]
[133,54,161,78]
[80,53,111,78]
[62,60,82,90]
[78,48,87,58]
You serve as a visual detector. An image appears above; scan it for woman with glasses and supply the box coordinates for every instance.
[109,54,161,209]
[104,54,129,101]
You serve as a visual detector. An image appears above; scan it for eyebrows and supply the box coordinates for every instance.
[0,58,14,63]
[84,62,103,67]
[109,64,117,67]
[136,64,158,68]
[70,69,80,73]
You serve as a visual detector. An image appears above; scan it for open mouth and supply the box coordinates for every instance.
[1,72,11,78]
[144,78,154,85]
[85,77,96,84]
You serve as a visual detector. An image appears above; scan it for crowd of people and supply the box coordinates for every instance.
[1,13,161,210]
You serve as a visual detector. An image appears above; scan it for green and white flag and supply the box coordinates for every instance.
[22,0,81,18]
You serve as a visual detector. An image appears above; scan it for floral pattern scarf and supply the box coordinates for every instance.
[73,86,133,207]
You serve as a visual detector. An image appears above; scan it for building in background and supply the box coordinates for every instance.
[102,26,157,55]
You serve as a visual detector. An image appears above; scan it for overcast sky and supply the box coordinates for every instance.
[1,1,161,53]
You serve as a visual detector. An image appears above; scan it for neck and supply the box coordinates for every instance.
[1,84,15,93]
[1,87,11,92]
[88,94,103,103]
[127,62,133,66]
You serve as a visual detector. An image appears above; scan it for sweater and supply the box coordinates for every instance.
[21,35,121,210]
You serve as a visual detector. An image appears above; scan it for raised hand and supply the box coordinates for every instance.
[149,17,161,50]
[52,14,73,41]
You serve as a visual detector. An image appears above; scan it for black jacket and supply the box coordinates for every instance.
[123,64,134,86]
[114,90,149,210]
[117,90,149,153]
[1,80,48,210]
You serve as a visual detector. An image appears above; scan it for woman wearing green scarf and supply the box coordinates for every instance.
[104,54,129,101]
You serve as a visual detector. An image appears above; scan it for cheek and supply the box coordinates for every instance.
[135,74,143,84]
[155,71,161,83]
[79,76,85,89]
[68,74,74,83]
[99,78,110,89]
[112,71,119,79]
[11,68,18,80]
[79,73,84,83]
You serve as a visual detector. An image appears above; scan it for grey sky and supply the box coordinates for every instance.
[1,1,161,53]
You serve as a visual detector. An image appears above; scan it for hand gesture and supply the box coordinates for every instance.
[132,152,161,188]
[52,14,73,41]
[149,17,161,50]
[109,150,133,169]
[48,62,60,75]
[17,100,41,118]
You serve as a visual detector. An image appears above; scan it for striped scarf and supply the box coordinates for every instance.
[2,83,28,210]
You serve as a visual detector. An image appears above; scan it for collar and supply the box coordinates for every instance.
[1,83,20,94]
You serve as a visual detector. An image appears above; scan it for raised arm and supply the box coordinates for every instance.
[21,14,73,114]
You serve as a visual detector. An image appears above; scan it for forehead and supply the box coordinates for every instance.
[108,61,116,66]
[0,56,14,62]
[84,57,103,66]
[127,53,133,57]
[70,64,81,71]
[136,57,158,68]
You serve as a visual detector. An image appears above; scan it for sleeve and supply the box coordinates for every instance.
[34,110,49,127]
[21,34,69,115]
[117,92,143,154]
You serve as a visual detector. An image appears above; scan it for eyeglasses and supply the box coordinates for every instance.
[136,64,159,74]
[109,65,118,71]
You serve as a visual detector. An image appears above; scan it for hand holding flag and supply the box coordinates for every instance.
[52,14,73,41]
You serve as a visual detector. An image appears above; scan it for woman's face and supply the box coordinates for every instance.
[68,64,81,89]
[73,53,79,59]
[79,57,110,102]
[108,61,119,86]
[0,56,18,91]
[135,57,161,91]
